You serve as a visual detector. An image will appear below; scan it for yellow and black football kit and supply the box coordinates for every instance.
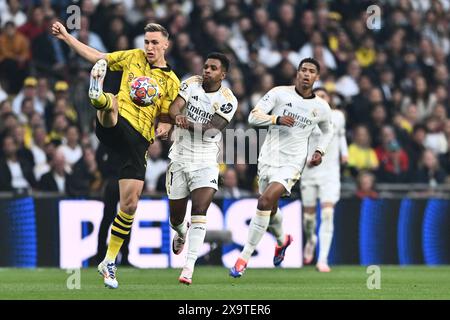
[95,48,180,180]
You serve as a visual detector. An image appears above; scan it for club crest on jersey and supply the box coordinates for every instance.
[180,82,188,92]
[220,103,233,114]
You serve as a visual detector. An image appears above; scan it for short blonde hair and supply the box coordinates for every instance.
[144,23,169,38]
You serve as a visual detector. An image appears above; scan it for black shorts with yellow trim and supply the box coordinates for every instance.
[95,114,150,181]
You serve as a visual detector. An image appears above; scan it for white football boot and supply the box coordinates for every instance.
[89,59,107,100]
[98,260,119,289]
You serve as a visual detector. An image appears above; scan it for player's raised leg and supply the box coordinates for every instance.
[98,179,143,288]
[88,59,119,128]
[230,182,286,278]
[178,187,215,285]
[316,203,334,272]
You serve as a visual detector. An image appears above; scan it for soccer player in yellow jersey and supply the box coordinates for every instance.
[52,22,180,288]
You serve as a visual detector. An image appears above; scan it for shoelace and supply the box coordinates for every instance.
[106,264,117,279]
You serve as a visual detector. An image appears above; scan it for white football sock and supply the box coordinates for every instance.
[303,212,317,243]
[241,209,271,261]
[318,207,334,264]
[267,208,285,246]
[185,215,207,271]
[170,219,188,238]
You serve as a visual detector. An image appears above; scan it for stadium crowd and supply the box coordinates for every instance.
[0,0,450,197]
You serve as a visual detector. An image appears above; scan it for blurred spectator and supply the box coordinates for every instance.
[375,125,410,183]
[406,124,427,171]
[355,36,376,68]
[18,97,34,125]
[335,60,361,99]
[12,124,34,166]
[38,149,69,193]
[401,76,437,121]
[0,135,36,192]
[70,15,107,72]
[355,170,378,199]
[57,125,82,166]
[368,103,388,147]
[414,149,447,186]
[48,113,69,144]
[0,0,26,28]
[347,125,379,178]
[234,161,254,192]
[424,115,448,155]
[216,167,251,198]
[67,145,101,196]
[0,21,30,94]
[0,99,12,115]
[299,30,336,71]
[30,125,49,180]
[12,77,45,115]
[0,112,19,145]
[18,6,46,41]
[144,140,168,194]
[378,67,395,102]
[32,15,69,77]
[347,75,373,127]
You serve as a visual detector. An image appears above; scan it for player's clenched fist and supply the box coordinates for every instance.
[309,150,323,167]
[277,115,295,127]
[51,21,69,40]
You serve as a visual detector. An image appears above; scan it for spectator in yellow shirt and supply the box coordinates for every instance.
[347,124,379,178]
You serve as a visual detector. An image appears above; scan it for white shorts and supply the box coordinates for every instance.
[258,164,301,196]
[300,176,340,207]
[166,161,219,200]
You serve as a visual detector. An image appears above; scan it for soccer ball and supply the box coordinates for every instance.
[129,76,159,106]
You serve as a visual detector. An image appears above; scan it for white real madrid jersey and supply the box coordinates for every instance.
[249,85,334,170]
[169,75,238,164]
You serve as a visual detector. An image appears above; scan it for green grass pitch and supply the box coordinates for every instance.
[1,266,449,300]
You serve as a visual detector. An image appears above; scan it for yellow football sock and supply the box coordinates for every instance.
[105,209,134,262]
[90,92,112,111]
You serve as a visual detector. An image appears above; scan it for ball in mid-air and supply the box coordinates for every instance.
[130,76,159,106]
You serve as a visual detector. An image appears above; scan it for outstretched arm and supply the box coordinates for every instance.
[51,21,106,64]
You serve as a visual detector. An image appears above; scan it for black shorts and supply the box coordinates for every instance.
[96,115,150,181]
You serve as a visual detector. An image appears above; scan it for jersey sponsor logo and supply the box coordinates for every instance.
[283,110,313,129]
[186,102,214,123]
[220,103,233,114]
